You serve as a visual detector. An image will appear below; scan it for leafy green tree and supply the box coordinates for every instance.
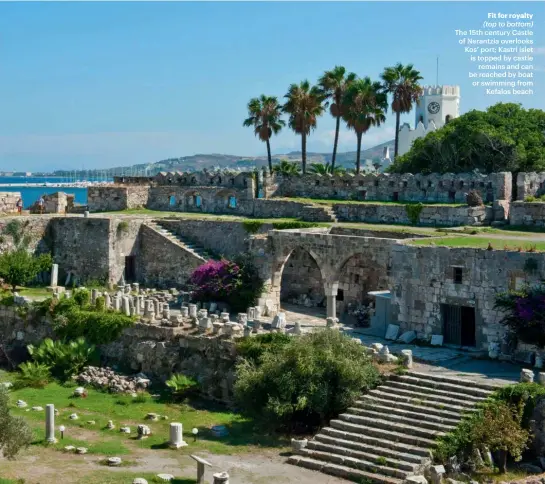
[389,103,545,174]
[243,95,285,173]
[317,66,357,170]
[380,63,423,158]
[272,159,300,176]
[283,81,325,174]
[0,249,52,292]
[342,78,388,173]
[309,162,345,175]
[234,329,380,432]
[0,386,33,459]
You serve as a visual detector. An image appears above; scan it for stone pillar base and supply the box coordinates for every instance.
[169,440,188,449]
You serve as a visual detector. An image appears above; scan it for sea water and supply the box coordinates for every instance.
[0,176,102,208]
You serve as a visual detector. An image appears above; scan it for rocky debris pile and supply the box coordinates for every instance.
[75,366,150,394]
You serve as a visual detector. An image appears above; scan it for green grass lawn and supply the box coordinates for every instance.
[409,236,545,251]
[5,376,286,456]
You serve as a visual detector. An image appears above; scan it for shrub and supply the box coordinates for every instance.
[165,374,198,400]
[0,388,33,459]
[0,250,52,292]
[27,337,97,380]
[242,221,264,234]
[490,382,545,427]
[15,362,51,389]
[495,284,545,347]
[73,288,91,307]
[405,203,423,225]
[189,254,264,312]
[234,329,381,432]
[466,190,484,207]
[272,221,322,230]
[95,296,105,311]
[236,332,292,365]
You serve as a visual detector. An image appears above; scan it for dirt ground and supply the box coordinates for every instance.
[0,446,348,484]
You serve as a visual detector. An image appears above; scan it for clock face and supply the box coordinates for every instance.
[428,101,440,114]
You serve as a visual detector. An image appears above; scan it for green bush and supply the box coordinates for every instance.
[236,332,292,365]
[27,337,97,380]
[165,374,198,400]
[234,329,381,432]
[95,296,105,311]
[242,221,264,234]
[15,362,51,389]
[405,203,423,225]
[73,288,91,307]
[272,221,323,230]
[490,382,545,427]
[0,249,52,292]
[0,387,33,459]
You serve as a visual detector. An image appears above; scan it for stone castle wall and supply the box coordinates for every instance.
[0,192,21,214]
[271,172,512,203]
[510,202,545,227]
[516,172,545,200]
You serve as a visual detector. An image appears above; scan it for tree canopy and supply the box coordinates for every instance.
[388,103,545,174]
[0,249,52,292]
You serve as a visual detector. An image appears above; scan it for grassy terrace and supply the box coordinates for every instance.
[280,197,467,207]
[409,236,545,251]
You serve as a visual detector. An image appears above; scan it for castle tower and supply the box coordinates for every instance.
[398,85,460,157]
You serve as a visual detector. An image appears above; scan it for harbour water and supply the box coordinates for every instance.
[0,176,110,208]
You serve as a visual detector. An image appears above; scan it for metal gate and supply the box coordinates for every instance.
[442,304,462,345]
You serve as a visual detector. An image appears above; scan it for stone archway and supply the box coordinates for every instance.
[336,253,386,318]
[280,247,325,308]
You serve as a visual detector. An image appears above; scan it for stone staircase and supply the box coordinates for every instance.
[300,204,338,223]
[288,371,499,484]
[146,222,213,262]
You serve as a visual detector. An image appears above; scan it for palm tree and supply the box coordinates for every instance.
[282,81,325,174]
[342,77,388,174]
[272,159,300,176]
[380,63,423,158]
[243,95,285,173]
[309,162,345,175]
[317,66,357,171]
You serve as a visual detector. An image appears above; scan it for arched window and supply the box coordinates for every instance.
[445,115,452,124]
[228,196,237,208]
[194,195,202,208]
[169,195,176,206]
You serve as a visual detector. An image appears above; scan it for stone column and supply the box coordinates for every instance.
[91,289,98,305]
[169,423,187,448]
[45,404,57,443]
[324,282,339,320]
[181,306,189,318]
[122,296,131,316]
[401,349,413,369]
[104,293,111,308]
[50,264,58,288]
[213,472,229,484]
[189,304,197,318]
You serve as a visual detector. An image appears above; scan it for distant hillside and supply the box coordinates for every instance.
[52,140,395,176]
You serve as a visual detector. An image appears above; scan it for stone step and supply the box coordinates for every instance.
[338,413,446,440]
[320,427,432,459]
[356,395,466,420]
[330,419,438,448]
[367,389,475,412]
[378,382,484,406]
[294,448,410,479]
[347,405,460,429]
[287,455,403,484]
[392,374,493,398]
[307,438,421,470]
[407,371,501,392]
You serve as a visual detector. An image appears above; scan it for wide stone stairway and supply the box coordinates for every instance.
[147,221,214,261]
[289,371,499,483]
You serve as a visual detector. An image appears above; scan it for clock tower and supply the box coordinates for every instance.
[414,85,460,129]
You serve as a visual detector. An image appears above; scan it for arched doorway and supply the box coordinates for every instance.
[337,253,385,320]
[280,247,325,308]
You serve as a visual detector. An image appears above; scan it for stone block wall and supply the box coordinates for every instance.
[138,224,204,288]
[272,172,512,204]
[333,203,492,226]
[0,192,21,214]
[509,202,545,227]
[516,172,545,200]
[88,186,128,212]
[390,244,545,349]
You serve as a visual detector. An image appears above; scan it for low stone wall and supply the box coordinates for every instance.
[88,186,128,212]
[510,202,545,227]
[516,172,545,200]
[0,192,21,214]
[329,226,430,239]
[333,203,492,226]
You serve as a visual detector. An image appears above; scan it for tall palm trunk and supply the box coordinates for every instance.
[301,133,307,174]
[394,110,401,158]
[356,133,362,174]
[331,116,341,170]
[266,138,273,173]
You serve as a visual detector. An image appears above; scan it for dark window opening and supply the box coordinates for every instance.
[428,180,433,188]
[416,181,421,188]
[354,274,360,284]
[374,180,379,187]
[486,191,494,203]
[470,181,475,188]
[230,178,235,186]
[448,191,456,202]
[315,180,320,186]
[358,180,364,187]
[392,192,399,202]
[445,114,452,124]
[453,267,463,284]
[360,190,367,200]
[337,289,344,301]
[403,181,408,188]
[124,256,136,283]
[459,181,464,189]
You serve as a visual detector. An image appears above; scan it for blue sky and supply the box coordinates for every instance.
[0,1,543,171]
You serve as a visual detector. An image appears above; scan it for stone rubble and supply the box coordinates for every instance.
[75,366,150,394]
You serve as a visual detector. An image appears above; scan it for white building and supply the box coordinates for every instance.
[397,85,460,157]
